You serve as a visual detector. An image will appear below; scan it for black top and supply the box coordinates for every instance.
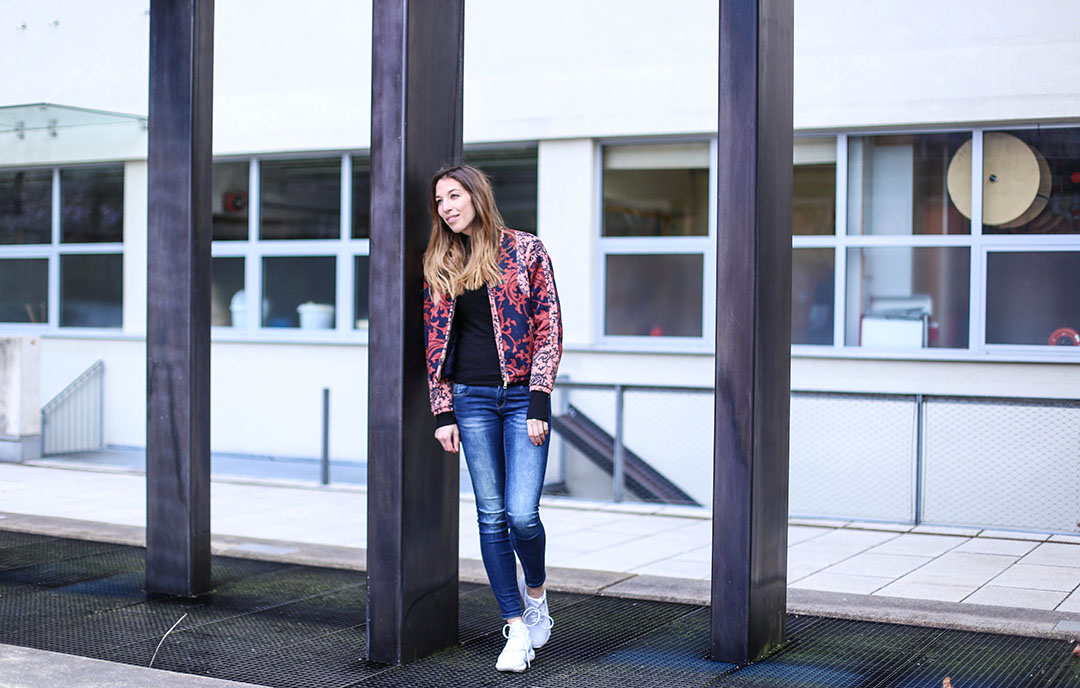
[451,287,503,386]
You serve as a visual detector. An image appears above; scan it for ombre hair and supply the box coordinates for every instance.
[423,164,504,301]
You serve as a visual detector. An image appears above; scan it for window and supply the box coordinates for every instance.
[792,126,1080,357]
[846,246,969,349]
[0,259,47,323]
[212,161,249,241]
[1,169,51,245]
[260,158,340,241]
[211,156,352,334]
[792,137,838,345]
[986,250,1080,346]
[979,128,1080,236]
[0,164,124,329]
[465,147,539,235]
[600,142,712,342]
[847,133,969,236]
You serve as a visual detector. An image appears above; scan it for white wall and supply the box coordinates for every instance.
[40,336,368,460]
[537,139,597,347]
[794,0,1080,130]
[8,0,1078,158]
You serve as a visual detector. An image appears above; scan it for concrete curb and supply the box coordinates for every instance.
[4,512,1080,642]
[0,644,260,688]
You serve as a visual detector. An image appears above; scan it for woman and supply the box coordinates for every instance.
[423,164,561,673]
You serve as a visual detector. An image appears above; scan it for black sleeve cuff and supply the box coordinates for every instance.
[435,411,457,428]
[527,391,551,422]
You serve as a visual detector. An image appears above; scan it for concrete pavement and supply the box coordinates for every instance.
[4,457,1080,640]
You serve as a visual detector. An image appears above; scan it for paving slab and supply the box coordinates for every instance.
[869,533,967,557]
[823,552,931,578]
[790,571,892,594]
[953,537,1039,557]
[964,586,1067,611]
[990,563,1080,592]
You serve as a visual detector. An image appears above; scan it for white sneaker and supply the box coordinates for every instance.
[495,619,534,673]
[518,575,554,649]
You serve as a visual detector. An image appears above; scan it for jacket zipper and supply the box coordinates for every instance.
[487,285,510,388]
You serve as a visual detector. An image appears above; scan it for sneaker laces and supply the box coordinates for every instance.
[501,622,532,664]
[522,605,554,630]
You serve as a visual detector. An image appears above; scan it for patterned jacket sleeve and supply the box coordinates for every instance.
[526,238,563,394]
[423,282,454,416]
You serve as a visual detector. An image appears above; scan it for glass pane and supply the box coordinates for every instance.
[603,143,709,237]
[213,162,249,241]
[847,133,970,236]
[0,259,48,323]
[260,158,340,240]
[351,156,370,239]
[986,252,1080,346]
[793,164,836,236]
[212,257,245,327]
[0,169,51,245]
[60,254,123,327]
[61,165,124,243]
[981,128,1080,234]
[605,254,703,337]
[262,256,336,328]
[845,247,969,349]
[353,255,370,329]
[792,248,834,345]
[465,148,539,234]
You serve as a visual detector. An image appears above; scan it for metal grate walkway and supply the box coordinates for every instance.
[1,530,1079,687]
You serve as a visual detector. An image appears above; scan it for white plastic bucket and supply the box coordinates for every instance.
[229,290,246,328]
[297,302,334,329]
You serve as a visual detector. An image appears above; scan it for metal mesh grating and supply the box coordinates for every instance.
[2,531,1080,687]
[789,392,917,522]
[922,397,1080,532]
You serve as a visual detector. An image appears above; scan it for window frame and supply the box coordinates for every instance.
[210,152,368,343]
[595,137,717,351]
[0,164,125,333]
[791,124,1080,362]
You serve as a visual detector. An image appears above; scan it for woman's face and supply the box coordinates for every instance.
[434,176,477,236]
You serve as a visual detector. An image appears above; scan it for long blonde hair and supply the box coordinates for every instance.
[423,165,504,301]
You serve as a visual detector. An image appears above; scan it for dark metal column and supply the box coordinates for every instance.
[367,0,464,664]
[145,0,214,597]
[712,0,793,663]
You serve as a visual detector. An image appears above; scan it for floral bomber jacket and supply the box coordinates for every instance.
[423,228,563,416]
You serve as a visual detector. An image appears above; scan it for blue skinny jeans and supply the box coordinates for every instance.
[453,383,548,620]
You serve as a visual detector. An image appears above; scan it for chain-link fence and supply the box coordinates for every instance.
[550,381,1080,533]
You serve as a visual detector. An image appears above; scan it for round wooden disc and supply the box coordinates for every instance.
[947,133,1046,225]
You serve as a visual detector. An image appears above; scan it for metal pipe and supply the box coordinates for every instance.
[321,387,330,485]
[557,376,570,485]
[613,384,625,503]
[98,366,105,449]
[914,393,925,526]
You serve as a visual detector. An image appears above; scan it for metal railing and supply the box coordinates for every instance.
[41,360,104,456]
[551,380,713,504]
[553,380,1080,533]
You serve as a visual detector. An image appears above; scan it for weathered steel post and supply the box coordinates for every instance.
[145,0,214,596]
[366,0,465,664]
[712,0,794,663]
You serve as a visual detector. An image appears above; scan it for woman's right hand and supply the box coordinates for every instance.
[435,424,460,453]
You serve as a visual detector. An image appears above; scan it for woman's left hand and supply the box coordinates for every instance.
[527,418,549,446]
